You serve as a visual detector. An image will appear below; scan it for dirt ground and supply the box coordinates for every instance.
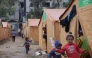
[0,37,47,58]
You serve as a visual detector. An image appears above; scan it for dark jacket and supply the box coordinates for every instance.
[47,41,65,58]
[23,40,32,48]
[43,31,47,39]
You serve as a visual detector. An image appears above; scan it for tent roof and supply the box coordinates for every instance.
[28,19,40,26]
[2,22,8,27]
[43,9,66,21]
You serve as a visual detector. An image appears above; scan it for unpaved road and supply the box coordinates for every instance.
[0,37,47,58]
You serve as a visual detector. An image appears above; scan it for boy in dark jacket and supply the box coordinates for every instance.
[48,41,67,58]
[23,37,32,54]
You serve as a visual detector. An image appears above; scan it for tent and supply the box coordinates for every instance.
[22,22,27,38]
[39,9,66,53]
[59,0,92,57]
[0,22,11,41]
[39,13,47,52]
[28,19,40,42]
[44,9,66,53]
[2,22,8,39]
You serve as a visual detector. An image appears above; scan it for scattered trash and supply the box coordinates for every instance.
[6,46,8,48]
[6,46,10,48]
[41,51,47,55]
[35,51,42,56]
[5,56,10,58]
[22,47,25,51]
[35,51,47,56]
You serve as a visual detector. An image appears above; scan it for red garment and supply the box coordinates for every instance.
[25,45,30,48]
[56,43,84,58]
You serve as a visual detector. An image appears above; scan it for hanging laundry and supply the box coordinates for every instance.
[60,19,65,27]
[68,12,70,22]
[59,5,77,32]
[65,5,76,32]
[70,5,77,19]
[65,16,70,32]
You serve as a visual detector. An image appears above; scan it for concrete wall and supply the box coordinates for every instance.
[14,0,19,20]
[26,0,30,13]
[7,0,19,20]
[19,0,24,2]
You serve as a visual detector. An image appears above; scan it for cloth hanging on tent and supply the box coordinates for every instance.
[77,36,88,50]
[60,16,69,32]
[60,16,70,32]
[59,5,77,32]
[60,19,65,27]
[65,5,77,32]
[77,36,84,48]
[42,12,46,20]
[65,16,70,32]
[83,38,88,50]
[68,12,70,22]
[70,5,77,19]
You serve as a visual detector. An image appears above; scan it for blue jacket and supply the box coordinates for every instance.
[48,41,65,58]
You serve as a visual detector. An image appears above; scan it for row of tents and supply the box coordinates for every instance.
[22,0,92,57]
[0,19,11,43]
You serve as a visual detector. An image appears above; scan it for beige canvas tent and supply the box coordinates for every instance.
[2,22,8,39]
[0,22,11,41]
[39,14,47,52]
[59,0,92,57]
[28,19,40,42]
[44,9,66,53]
[39,9,66,53]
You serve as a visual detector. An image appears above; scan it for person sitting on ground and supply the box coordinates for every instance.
[23,37,32,54]
[48,41,67,58]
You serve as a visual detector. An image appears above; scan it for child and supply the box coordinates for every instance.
[11,30,16,42]
[55,35,85,58]
[23,37,32,54]
[48,41,66,58]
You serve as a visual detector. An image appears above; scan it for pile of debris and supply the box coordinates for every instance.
[35,48,47,58]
